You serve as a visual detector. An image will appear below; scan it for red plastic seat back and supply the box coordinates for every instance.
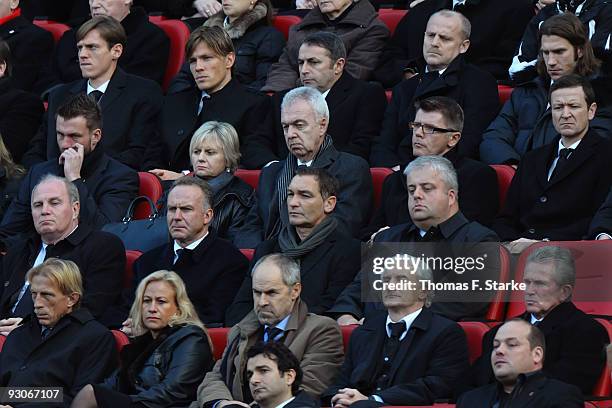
[370,167,393,213]
[208,327,230,360]
[135,172,163,220]
[377,8,408,36]
[235,169,261,190]
[148,18,190,91]
[458,321,490,364]
[507,241,612,319]
[489,165,515,211]
[498,85,514,106]
[32,19,70,43]
[341,324,358,351]
[124,250,143,289]
[592,318,612,397]
[0,335,5,352]
[111,329,130,353]
[485,246,511,322]
[240,248,255,261]
[271,15,302,41]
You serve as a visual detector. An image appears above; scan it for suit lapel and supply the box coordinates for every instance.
[99,69,127,110]
[535,141,556,188]
[359,316,388,383]
[546,131,599,188]
[299,236,334,281]
[325,73,352,112]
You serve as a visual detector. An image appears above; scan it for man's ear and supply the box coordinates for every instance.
[323,195,337,214]
[333,58,346,75]
[67,292,80,308]
[290,282,302,300]
[533,345,544,365]
[447,131,461,148]
[459,39,470,54]
[284,368,297,387]
[588,102,597,120]
[90,129,102,149]
[111,43,123,60]
[225,52,236,69]
[0,61,6,78]
[72,201,81,220]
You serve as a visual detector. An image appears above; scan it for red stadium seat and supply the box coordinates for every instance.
[370,167,394,212]
[125,250,143,289]
[385,90,392,103]
[235,169,261,190]
[240,248,255,261]
[377,9,408,36]
[485,245,512,322]
[458,321,489,364]
[111,329,130,353]
[506,240,612,319]
[341,324,358,351]
[0,335,5,352]
[592,319,612,397]
[498,84,514,106]
[208,327,230,360]
[489,164,515,211]
[135,172,163,220]
[32,19,70,43]
[272,15,302,41]
[148,18,190,92]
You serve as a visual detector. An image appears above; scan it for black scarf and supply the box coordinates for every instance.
[278,216,337,258]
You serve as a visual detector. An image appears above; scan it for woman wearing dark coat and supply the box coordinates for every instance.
[150,121,256,244]
[71,271,214,408]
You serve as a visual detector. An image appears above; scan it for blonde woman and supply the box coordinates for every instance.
[72,271,214,408]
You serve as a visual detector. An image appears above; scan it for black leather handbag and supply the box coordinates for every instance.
[102,196,170,252]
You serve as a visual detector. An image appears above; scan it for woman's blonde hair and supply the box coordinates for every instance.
[189,121,241,172]
[26,259,83,308]
[0,132,24,179]
[129,270,207,338]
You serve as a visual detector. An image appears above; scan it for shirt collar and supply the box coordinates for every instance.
[385,308,422,341]
[321,88,331,98]
[265,314,291,333]
[297,159,313,167]
[87,79,110,94]
[453,0,466,6]
[275,396,296,408]
[173,231,208,255]
[558,137,581,152]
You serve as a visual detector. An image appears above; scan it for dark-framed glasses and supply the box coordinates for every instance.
[408,122,458,134]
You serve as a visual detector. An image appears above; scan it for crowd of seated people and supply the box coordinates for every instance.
[0,0,612,406]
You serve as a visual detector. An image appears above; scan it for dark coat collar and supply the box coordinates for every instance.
[325,72,356,106]
[362,306,433,333]
[403,211,470,239]
[121,6,148,36]
[22,307,95,332]
[518,301,579,333]
[297,0,377,29]
[164,228,219,264]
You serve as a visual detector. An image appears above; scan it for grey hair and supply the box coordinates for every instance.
[404,155,459,196]
[189,121,241,172]
[252,253,301,286]
[526,246,576,290]
[281,86,329,122]
[414,258,434,307]
[33,175,80,205]
[431,10,471,40]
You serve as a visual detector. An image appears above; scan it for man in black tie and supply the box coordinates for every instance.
[118,176,248,328]
[193,253,344,408]
[493,74,612,252]
[146,26,269,173]
[22,16,163,170]
[322,258,469,407]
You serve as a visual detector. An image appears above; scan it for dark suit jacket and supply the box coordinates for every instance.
[329,211,499,321]
[0,78,44,163]
[22,68,163,170]
[457,371,583,408]
[50,7,170,86]
[0,224,125,325]
[145,78,269,172]
[370,56,499,166]
[0,14,54,92]
[0,309,118,406]
[128,231,249,326]
[235,144,373,249]
[373,0,534,87]
[0,148,139,239]
[588,185,612,238]
[225,227,361,325]
[242,73,387,168]
[467,302,609,395]
[493,130,612,241]
[253,391,320,408]
[365,149,498,238]
[323,309,469,406]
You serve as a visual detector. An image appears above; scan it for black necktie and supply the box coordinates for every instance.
[265,326,284,342]
[89,90,103,104]
[41,327,51,340]
[174,248,192,266]
[197,95,210,126]
[550,148,573,181]
[386,321,406,359]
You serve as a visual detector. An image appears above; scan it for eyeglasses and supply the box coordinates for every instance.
[408,122,459,134]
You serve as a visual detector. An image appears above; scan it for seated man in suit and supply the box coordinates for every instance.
[145,26,269,172]
[226,167,360,325]
[468,246,609,394]
[331,155,499,324]
[367,96,498,239]
[323,259,469,406]
[493,74,612,252]
[236,86,372,249]
[0,175,125,334]
[0,0,53,92]
[370,10,499,167]
[243,32,386,167]
[481,13,612,166]
[193,253,344,407]
[374,0,533,87]
[0,93,138,240]
[247,342,320,408]
[458,319,583,407]
[0,259,118,405]
[119,176,248,328]
[22,16,163,170]
[51,0,170,86]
